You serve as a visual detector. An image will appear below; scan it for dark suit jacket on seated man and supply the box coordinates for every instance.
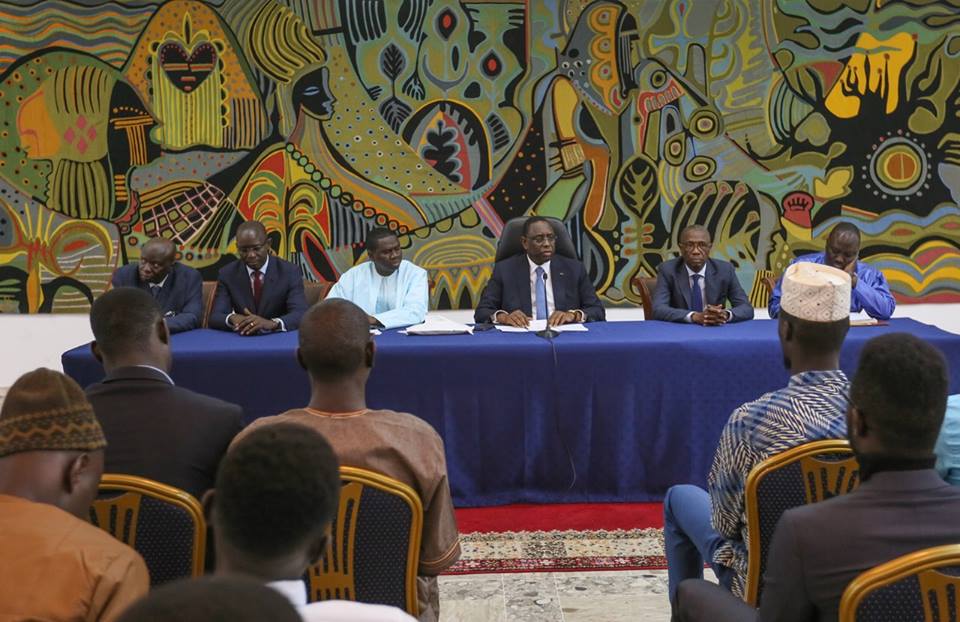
[652,225,753,324]
[86,288,243,499]
[111,237,202,333]
[676,333,960,622]
[474,216,605,327]
[209,221,308,334]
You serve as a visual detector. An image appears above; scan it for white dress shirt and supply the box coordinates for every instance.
[528,256,555,319]
[267,580,416,622]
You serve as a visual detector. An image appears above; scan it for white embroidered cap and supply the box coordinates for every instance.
[781,261,851,322]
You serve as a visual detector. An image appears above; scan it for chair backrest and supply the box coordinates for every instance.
[304,466,422,617]
[494,216,577,262]
[839,544,960,622]
[89,474,206,586]
[633,276,657,319]
[304,280,332,308]
[745,439,859,606]
[201,281,217,328]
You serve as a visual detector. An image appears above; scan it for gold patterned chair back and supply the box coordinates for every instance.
[89,474,206,586]
[304,466,422,617]
[744,440,859,606]
[839,544,960,622]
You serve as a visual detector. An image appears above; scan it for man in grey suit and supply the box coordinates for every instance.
[675,332,960,622]
[652,225,753,324]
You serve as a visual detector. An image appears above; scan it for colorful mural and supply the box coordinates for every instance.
[0,0,958,314]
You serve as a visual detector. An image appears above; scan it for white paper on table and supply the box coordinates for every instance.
[369,328,382,335]
[495,320,588,333]
[403,316,474,335]
[849,311,879,326]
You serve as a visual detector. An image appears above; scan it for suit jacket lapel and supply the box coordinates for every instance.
[704,260,719,306]
[259,257,281,315]
[233,261,256,313]
[551,256,568,310]
[676,260,692,309]
[514,254,533,316]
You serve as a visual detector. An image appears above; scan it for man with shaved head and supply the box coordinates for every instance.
[235,299,460,621]
[112,236,203,333]
[209,221,308,334]
[769,222,896,320]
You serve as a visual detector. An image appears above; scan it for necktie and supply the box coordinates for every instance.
[535,266,548,320]
[149,284,161,299]
[690,274,703,312]
[252,271,263,308]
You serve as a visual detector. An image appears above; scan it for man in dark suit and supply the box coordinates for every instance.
[475,216,605,326]
[111,237,202,333]
[86,287,243,499]
[675,332,960,622]
[209,221,308,334]
[652,225,753,324]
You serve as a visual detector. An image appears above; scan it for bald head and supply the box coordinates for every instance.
[297,299,372,382]
[237,221,267,238]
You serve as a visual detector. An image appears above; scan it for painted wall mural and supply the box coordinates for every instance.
[0,0,958,314]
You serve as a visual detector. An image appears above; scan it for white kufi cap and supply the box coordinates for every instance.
[780,262,851,322]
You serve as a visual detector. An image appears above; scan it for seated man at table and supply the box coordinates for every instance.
[474,216,605,327]
[652,224,753,324]
[326,227,428,329]
[235,299,460,622]
[769,222,895,320]
[209,221,308,335]
[112,237,203,333]
[86,287,243,499]
[676,333,960,622]
[0,369,149,621]
[663,262,851,609]
[210,423,416,621]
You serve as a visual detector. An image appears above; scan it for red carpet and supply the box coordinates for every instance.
[454,502,663,533]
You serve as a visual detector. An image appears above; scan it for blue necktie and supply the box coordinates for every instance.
[690,274,703,312]
[535,266,548,320]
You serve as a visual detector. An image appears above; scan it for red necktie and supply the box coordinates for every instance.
[251,271,263,309]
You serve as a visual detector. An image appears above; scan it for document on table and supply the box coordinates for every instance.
[402,316,474,335]
[849,311,879,327]
[495,320,588,333]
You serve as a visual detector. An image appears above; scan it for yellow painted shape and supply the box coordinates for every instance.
[813,167,853,200]
[825,32,915,118]
[17,88,60,159]
[552,78,580,142]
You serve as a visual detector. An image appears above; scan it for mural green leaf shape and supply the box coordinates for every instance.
[381,43,406,82]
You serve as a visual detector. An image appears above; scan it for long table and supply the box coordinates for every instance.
[62,319,960,506]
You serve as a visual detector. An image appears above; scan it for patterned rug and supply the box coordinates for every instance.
[445,527,666,574]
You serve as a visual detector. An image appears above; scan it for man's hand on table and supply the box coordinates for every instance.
[232,308,280,336]
[494,310,532,328]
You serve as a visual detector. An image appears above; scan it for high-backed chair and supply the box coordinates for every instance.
[89,474,206,586]
[304,280,332,308]
[201,281,217,328]
[304,466,422,617]
[494,216,577,262]
[632,276,657,319]
[839,544,960,622]
[745,440,860,606]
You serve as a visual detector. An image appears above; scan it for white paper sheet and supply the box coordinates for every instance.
[494,320,588,333]
[402,316,474,335]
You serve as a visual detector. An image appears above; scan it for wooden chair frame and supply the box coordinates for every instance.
[839,544,960,622]
[744,439,857,605]
[92,474,206,578]
[308,466,423,617]
[200,281,217,328]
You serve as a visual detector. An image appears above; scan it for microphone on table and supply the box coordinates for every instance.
[535,273,559,340]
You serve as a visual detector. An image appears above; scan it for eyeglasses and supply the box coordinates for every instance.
[526,234,556,245]
[238,243,267,255]
[680,241,711,251]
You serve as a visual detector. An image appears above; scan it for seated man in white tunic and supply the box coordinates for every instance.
[326,228,429,329]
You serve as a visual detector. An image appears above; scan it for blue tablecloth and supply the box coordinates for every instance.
[62,319,960,506]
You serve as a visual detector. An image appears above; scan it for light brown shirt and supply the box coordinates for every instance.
[0,494,150,621]
[240,408,461,622]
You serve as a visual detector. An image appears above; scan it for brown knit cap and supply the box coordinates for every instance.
[0,368,106,459]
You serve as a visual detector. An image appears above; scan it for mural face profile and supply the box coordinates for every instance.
[0,0,958,314]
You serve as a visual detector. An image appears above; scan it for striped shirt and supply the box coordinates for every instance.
[708,369,849,596]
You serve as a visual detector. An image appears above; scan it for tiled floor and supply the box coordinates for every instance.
[439,570,671,621]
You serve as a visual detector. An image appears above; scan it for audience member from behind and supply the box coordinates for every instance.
[769,222,896,320]
[663,262,852,607]
[209,220,308,334]
[651,224,753,324]
[326,227,428,329]
[117,576,301,622]
[111,237,203,333]
[0,369,148,621]
[677,333,960,621]
[935,394,960,486]
[237,299,460,621]
[210,423,416,621]
[86,287,243,499]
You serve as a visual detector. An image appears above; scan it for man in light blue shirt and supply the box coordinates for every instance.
[769,222,896,320]
[936,395,960,486]
[326,228,428,329]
